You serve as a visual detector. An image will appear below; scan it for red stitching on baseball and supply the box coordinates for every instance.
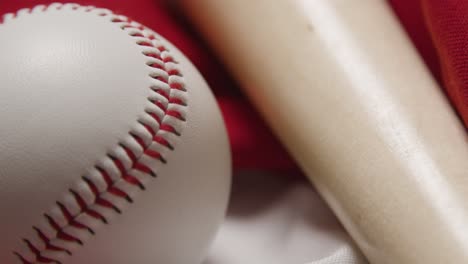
[130,133,147,149]
[56,229,83,245]
[137,41,154,47]
[145,111,163,125]
[16,239,60,264]
[96,197,122,214]
[154,136,174,150]
[143,52,163,60]
[134,162,156,176]
[120,144,138,164]
[169,97,187,106]
[97,166,114,186]
[155,76,169,84]
[122,174,145,189]
[163,56,175,63]
[130,32,144,37]
[166,110,186,121]
[148,62,164,69]
[144,149,167,163]
[170,82,186,91]
[56,202,93,233]
[168,69,181,76]
[82,176,99,197]
[160,124,180,136]
[158,90,170,100]
[153,100,168,111]
[4,4,189,264]
[33,227,71,255]
[108,186,133,203]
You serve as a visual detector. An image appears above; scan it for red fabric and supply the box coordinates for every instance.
[0,1,466,172]
[419,0,468,128]
[390,0,468,129]
[388,0,441,82]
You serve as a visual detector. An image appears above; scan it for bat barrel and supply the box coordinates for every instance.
[181,0,468,263]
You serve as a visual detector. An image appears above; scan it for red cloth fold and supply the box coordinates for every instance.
[420,0,468,128]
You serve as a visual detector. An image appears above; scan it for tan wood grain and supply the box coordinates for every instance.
[181,1,468,263]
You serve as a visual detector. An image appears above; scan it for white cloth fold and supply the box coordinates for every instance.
[204,171,368,264]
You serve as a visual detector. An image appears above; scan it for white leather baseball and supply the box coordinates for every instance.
[0,3,231,264]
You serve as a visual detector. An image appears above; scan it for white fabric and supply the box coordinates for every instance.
[308,245,367,264]
[204,171,368,264]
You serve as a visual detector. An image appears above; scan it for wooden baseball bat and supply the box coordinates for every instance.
[180,1,468,263]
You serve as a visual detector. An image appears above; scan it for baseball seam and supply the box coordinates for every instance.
[1,3,189,264]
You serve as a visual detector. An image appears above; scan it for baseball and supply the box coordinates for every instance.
[0,3,231,264]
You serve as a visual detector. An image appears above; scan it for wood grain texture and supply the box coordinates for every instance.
[181,1,468,263]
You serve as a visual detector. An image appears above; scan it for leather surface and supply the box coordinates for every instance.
[0,5,231,264]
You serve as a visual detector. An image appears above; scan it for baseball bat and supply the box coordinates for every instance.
[180,1,468,263]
